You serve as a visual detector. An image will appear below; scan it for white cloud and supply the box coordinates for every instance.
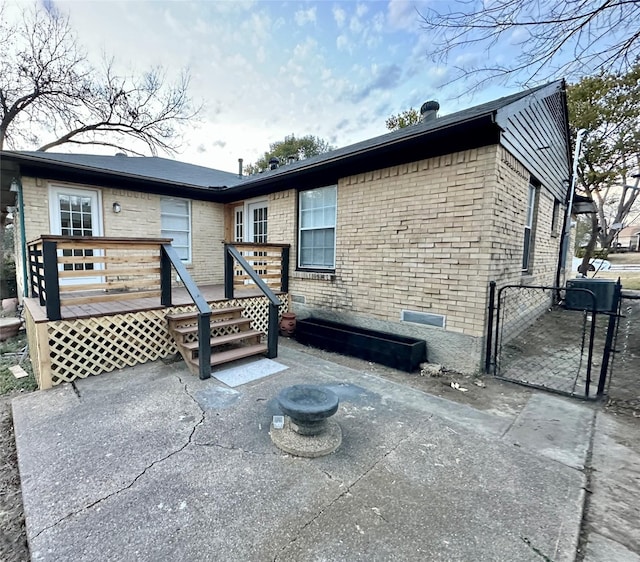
[387,0,426,31]
[294,6,317,26]
[333,6,346,27]
[336,34,351,52]
[356,3,369,18]
[6,0,516,173]
[349,14,363,33]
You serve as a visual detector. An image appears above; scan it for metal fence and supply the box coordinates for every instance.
[486,282,621,400]
[605,293,640,410]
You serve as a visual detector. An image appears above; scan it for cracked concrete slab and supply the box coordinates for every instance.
[275,419,583,562]
[13,346,591,561]
[11,362,203,537]
[583,413,640,561]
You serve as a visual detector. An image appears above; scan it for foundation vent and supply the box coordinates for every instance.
[401,310,445,328]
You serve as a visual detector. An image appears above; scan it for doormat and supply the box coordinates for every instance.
[213,358,288,388]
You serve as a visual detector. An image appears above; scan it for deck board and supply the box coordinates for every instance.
[24,284,274,322]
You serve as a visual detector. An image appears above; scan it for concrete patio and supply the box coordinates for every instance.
[12,345,598,561]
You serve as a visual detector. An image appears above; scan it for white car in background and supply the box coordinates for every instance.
[572,256,612,273]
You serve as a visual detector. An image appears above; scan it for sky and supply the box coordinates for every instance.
[6,0,541,173]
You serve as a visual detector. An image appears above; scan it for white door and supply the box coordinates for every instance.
[234,200,268,279]
[49,185,104,286]
[246,201,268,243]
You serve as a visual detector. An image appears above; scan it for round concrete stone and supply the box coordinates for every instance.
[270,417,342,458]
[277,385,339,422]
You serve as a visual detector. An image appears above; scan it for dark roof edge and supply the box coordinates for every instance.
[1,151,230,193]
[231,112,498,191]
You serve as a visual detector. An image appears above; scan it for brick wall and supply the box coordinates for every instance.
[489,147,565,289]
[265,148,499,370]
[266,145,566,372]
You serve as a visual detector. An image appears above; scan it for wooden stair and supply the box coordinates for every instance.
[166,306,267,375]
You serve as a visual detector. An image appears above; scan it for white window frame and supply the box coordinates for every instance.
[298,185,337,270]
[522,184,536,271]
[234,205,244,242]
[161,197,192,263]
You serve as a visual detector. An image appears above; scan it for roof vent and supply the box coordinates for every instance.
[269,157,280,170]
[115,152,128,157]
[420,101,439,122]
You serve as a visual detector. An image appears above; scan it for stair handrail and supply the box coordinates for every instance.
[161,244,211,379]
[224,243,281,359]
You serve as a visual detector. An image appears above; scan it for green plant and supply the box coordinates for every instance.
[1,258,17,299]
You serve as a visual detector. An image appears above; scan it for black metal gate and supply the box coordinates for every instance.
[485,282,622,399]
[604,293,640,409]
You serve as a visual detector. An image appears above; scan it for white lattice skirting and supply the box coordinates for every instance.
[26,296,289,387]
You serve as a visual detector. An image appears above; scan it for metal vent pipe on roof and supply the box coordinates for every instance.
[420,101,440,122]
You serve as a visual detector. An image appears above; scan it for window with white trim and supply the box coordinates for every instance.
[234,206,244,242]
[522,184,537,271]
[551,198,561,236]
[161,197,191,262]
[299,185,336,269]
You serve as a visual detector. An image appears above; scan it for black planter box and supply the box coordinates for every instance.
[295,317,427,372]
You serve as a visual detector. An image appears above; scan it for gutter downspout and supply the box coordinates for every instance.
[12,177,29,298]
[557,128,587,286]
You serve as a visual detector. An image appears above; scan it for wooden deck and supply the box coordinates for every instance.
[23,284,270,322]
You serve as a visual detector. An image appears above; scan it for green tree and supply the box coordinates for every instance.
[244,134,334,175]
[567,64,640,269]
[0,3,198,155]
[385,108,420,131]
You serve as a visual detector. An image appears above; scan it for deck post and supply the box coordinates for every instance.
[281,246,289,293]
[160,245,172,306]
[34,322,53,390]
[197,312,212,380]
[266,301,279,358]
[224,244,234,299]
[42,240,61,321]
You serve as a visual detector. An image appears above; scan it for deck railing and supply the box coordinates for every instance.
[28,236,173,321]
[27,236,290,378]
[224,243,287,359]
[160,244,211,380]
[227,242,290,294]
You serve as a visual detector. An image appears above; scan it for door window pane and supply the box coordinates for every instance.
[55,191,97,272]
[252,206,268,243]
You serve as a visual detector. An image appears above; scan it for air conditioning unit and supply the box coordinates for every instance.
[565,278,617,313]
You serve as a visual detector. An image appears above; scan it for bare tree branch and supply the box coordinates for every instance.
[418,0,640,89]
[0,3,200,154]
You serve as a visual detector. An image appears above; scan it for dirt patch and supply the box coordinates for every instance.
[0,394,30,562]
[280,338,531,419]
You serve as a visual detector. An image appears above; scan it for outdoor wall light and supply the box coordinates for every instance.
[112,202,122,213]
[10,179,19,192]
